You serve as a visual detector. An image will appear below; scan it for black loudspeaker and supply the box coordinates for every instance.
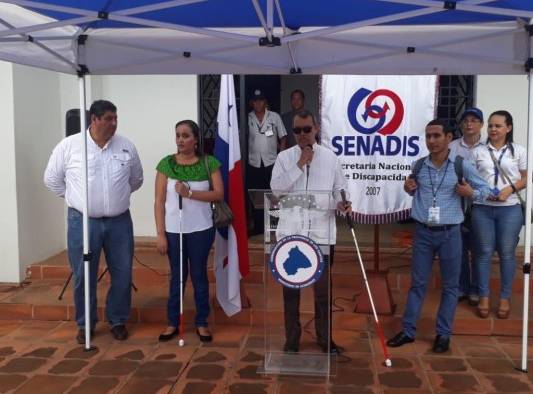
[66,108,90,137]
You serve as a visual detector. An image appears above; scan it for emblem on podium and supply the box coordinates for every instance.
[269,234,325,289]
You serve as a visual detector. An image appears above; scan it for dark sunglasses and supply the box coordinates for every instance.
[293,126,313,135]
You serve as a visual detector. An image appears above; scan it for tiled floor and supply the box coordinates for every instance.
[1,231,532,393]
[0,320,531,393]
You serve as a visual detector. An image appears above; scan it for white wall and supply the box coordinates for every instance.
[0,62,20,283]
[476,75,528,147]
[12,64,66,281]
[98,75,198,236]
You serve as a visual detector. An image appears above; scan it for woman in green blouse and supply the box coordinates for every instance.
[155,120,223,343]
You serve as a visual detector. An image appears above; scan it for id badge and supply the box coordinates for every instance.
[428,206,441,225]
[264,125,274,137]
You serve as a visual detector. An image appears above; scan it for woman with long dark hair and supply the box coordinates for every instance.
[154,120,223,342]
[471,110,527,319]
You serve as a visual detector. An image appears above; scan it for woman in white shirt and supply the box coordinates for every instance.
[471,111,527,319]
[154,120,224,342]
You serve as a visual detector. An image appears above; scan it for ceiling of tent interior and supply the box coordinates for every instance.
[0,0,532,75]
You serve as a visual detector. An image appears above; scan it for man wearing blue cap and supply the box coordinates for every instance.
[449,107,485,306]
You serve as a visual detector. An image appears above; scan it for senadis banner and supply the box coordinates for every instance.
[321,75,436,224]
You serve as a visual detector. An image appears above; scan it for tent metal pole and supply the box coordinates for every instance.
[2,0,94,16]
[273,0,300,73]
[281,0,490,44]
[520,29,533,374]
[312,36,522,68]
[266,0,273,41]
[113,0,207,16]
[0,18,78,70]
[0,16,97,38]
[374,0,533,19]
[78,74,91,350]
[110,14,257,43]
[282,8,443,44]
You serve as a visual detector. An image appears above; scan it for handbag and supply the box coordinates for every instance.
[488,148,531,224]
[204,156,233,228]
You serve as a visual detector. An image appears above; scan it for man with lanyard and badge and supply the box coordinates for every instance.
[449,107,485,306]
[247,89,287,234]
[387,119,490,353]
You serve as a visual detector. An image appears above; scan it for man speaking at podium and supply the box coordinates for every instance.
[270,109,351,354]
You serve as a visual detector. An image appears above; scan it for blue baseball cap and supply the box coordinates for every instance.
[460,107,483,122]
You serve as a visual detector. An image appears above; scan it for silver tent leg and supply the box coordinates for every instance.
[78,75,92,350]
[520,31,533,373]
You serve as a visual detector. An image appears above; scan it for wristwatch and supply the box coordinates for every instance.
[188,188,193,199]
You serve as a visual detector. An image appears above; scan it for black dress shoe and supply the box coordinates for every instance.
[158,327,179,342]
[196,329,213,343]
[283,342,299,353]
[432,335,450,353]
[386,332,415,348]
[110,325,128,341]
[76,329,94,344]
[318,341,343,354]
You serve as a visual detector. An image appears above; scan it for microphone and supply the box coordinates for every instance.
[305,144,312,189]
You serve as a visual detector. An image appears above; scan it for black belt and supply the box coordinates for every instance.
[416,221,458,232]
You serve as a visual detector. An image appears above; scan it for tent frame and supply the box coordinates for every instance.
[0,0,531,369]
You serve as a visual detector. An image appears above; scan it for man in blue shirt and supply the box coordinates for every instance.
[387,119,490,353]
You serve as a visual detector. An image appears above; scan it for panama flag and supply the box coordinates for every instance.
[214,75,250,316]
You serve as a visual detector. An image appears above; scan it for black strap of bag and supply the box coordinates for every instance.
[203,156,233,228]
[488,147,524,205]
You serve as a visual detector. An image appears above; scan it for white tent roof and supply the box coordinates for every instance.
[0,1,531,75]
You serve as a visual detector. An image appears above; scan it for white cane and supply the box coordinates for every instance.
[340,190,392,367]
[178,190,185,347]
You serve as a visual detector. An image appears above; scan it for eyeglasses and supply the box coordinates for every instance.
[293,126,313,135]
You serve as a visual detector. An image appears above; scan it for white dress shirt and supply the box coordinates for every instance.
[248,109,287,168]
[449,136,485,163]
[44,131,144,218]
[472,142,526,207]
[270,144,347,245]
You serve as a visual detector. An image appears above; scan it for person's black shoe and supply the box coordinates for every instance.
[432,335,450,353]
[457,294,468,302]
[196,329,213,343]
[283,342,299,353]
[110,325,128,341]
[317,340,342,354]
[158,327,179,342]
[76,328,94,344]
[468,294,480,306]
[386,332,415,348]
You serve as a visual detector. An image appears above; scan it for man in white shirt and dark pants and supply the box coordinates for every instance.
[271,109,350,354]
[248,89,287,234]
[44,100,143,343]
[449,107,485,306]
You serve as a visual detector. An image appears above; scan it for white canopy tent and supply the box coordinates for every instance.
[0,0,531,368]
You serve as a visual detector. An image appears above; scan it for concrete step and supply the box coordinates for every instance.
[1,277,532,338]
[27,244,533,294]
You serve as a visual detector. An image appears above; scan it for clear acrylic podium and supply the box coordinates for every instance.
[256,190,336,377]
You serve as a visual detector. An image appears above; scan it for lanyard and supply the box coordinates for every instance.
[491,147,507,187]
[253,113,270,134]
[427,160,450,207]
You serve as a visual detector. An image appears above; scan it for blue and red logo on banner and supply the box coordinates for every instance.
[331,86,420,157]
[347,88,404,135]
